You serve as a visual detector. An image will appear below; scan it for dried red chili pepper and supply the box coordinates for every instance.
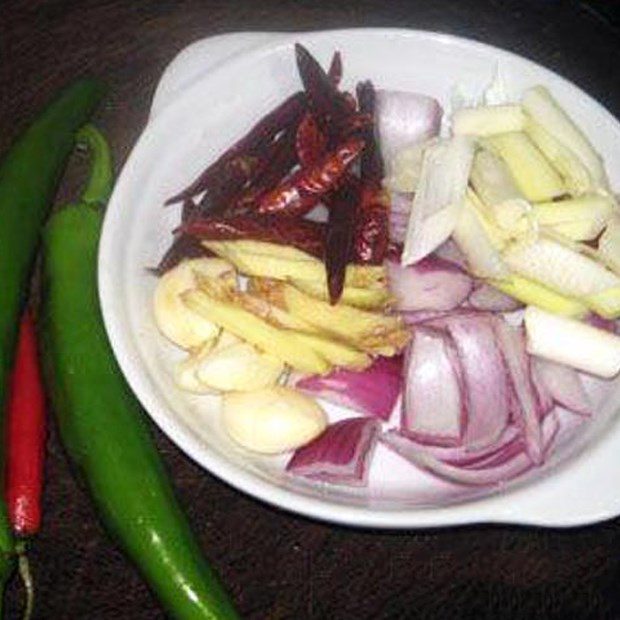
[295,44,351,133]
[296,113,327,166]
[257,136,364,217]
[154,234,213,275]
[327,51,343,86]
[325,177,361,303]
[352,184,390,264]
[166,92,306,205]
[229,125,299,213]
[181,214,326,259]
[348,80,389,264]
[356,80,384,182]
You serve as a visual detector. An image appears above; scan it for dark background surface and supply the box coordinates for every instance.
[2,1,620,618]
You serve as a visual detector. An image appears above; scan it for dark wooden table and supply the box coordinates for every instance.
[2,1,620,618]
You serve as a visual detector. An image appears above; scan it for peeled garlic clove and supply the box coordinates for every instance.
[196,341,284,392]
[173,341,217,393]
[153,258,235,349]
[223,386,327,454]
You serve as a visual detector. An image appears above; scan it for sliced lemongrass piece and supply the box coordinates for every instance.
[532,194,614,241]
[490,276,587,318]
[503,236,620,298]
[522,85,608,190]
[402,135,475,265]
[525,117,593,195]
[482,132,565,202]
[452,191,509,279]
[524,306,620,378]
[452,104,525,136]
[469,148,531,231]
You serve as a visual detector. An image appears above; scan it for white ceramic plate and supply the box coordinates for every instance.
[99,29,620,528]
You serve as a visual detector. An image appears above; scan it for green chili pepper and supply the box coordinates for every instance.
[40,126,239,619]
[0,79,104,611]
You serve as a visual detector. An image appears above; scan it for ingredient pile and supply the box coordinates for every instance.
[154,44,620,490]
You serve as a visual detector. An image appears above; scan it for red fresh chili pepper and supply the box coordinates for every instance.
[6,310,45,537]
[296,113,327,166]
[166,92,306,205]
[258,136,364,217]
[325,177,361,303]
[181,214,326,259]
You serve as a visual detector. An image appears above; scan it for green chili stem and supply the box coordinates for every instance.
[76,124,113,206]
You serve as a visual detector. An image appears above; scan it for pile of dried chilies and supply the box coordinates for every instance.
[162,44,391,304]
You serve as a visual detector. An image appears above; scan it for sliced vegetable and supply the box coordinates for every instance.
[381,412,559,487]
[482,131,565,202]
[271,281,410,356]
[490,275,587,318]
[503,237,620,300]
[531,357,592,416]
[467,282,522,312]
[384,142,432,193]
[452,192,509,279]
[375,90,442,176]
[294,356,402,420]
[290,278,391,310]
[524,306,620,378]
[522,85,608,190]
[469,148,530,231]
[493,320,543,464]
[426,314,510,450]
[286,417,380,486]
[223,386,327,454]
[452,104,525,136]
[183,288,330,374]
[531,194,614,241]
[387,256,473,312]
[292,332,370,370]
[598,216,620,274]
[525,118,593,195]
[202,239,386,288]
[402,136,475,265]
[402,327,465,446]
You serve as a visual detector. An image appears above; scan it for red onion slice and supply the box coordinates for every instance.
[381,413,559,487]
[493,320,544,464]
[286,417,380,486]
[387,256,473,312]
[375,90,443,174]
[433,239,469,271]
[385,425,522,469]
[467,282,522,312]
[529,358,555,418]
[294,356,402,421]
[530,357,592,416]
[426,314,511,450]
[402,327,465,446]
